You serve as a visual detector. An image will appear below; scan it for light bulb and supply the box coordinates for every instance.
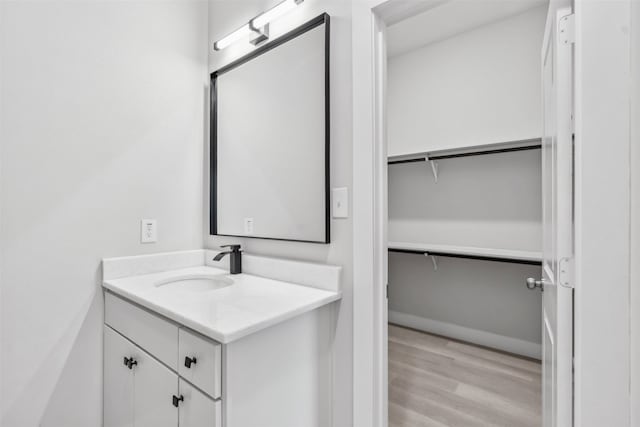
[214,24,253,51]
[251,0,303,29]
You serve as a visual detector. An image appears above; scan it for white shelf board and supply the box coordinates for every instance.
[388,137,542,163]
[388,241,542,263]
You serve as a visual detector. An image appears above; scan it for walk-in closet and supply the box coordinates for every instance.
[386,2,548,426]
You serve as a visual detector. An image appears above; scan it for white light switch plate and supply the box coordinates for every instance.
[141,219,157,243]
[332,187,349,219]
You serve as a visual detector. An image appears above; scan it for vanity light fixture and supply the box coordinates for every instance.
[213,24,254,51]
[251,0,304,28]
[213,0,304,51]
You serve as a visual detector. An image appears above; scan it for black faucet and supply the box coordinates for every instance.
[213,244,242,274]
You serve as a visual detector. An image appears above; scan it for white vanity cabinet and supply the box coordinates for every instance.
[102,252,341,427]
[104,327,180,427]
[104,289,335,427]
[104,293,222,427]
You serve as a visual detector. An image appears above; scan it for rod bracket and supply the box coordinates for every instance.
[424,252,438,270]
[425,156,438,183]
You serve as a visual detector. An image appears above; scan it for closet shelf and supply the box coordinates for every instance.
[388,241,542,266]
[388,137,542,165]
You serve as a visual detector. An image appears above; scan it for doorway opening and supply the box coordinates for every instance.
[376,1,558,425]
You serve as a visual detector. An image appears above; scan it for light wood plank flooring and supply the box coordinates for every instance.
[389,324,541,427]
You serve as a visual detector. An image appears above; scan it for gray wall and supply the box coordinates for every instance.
[0,1,208,424]
[389,150,542,250]
[388,150,543,349]
[388,254,542,344]
[206,1,353,425]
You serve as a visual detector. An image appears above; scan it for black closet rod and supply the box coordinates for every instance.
[388,143,542,165]
[388,248,542,266]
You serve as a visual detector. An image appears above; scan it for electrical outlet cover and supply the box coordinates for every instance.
[141,219,157,243]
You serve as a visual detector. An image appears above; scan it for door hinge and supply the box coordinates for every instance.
[559,13,575,45]
[559,257,574,288]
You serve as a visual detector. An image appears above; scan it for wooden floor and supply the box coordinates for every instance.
[389,325,542,427]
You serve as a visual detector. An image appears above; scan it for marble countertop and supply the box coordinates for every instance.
[103,265,341,344]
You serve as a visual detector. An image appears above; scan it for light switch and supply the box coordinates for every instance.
[332,187,349,219]
[141,219,157,243]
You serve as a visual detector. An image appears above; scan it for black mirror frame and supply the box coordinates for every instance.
[210,13,331,244]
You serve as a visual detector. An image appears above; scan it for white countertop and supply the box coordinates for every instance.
[103,265,341,344]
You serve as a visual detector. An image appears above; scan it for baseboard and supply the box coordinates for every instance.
[388,310,542,359]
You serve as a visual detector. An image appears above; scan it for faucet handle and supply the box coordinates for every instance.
[215,244,242,275]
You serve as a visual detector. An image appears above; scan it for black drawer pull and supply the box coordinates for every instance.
[184,356,197,369]
[123,357,137,370]
[172,395,184,407]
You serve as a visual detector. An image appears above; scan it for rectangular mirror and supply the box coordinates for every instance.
[210,14,330,243]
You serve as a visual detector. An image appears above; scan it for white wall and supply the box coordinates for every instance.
[0,1,208,425]
[631,0,639,424]
[206,1,353,426]
[574,0,632,425]
[387,5,547,157]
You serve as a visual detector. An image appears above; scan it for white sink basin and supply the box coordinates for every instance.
[154,274,233,293]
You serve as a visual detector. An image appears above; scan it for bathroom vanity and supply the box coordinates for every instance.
[101,13,340,427]
[102,250,341,427]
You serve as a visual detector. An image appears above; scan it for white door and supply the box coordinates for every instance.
[374,13,389,427]
[178,379,222,427]
[133,345,178,427]
[538,5,574,427]
[104,326,135,427]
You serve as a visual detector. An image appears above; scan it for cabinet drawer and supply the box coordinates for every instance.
[105,292,178,369]
[179,379,221,427]
[178,328,222,399]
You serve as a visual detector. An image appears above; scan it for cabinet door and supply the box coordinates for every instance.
[104,326,135,427]
[178,379,221,427]
[133,345,178,427]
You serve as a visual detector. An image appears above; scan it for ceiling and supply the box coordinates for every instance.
[383,0,547,57]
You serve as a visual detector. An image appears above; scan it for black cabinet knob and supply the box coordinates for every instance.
[172,395,184,407]
[184,356,197,369]
[123,357,130,367]
[127,358,137,370]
